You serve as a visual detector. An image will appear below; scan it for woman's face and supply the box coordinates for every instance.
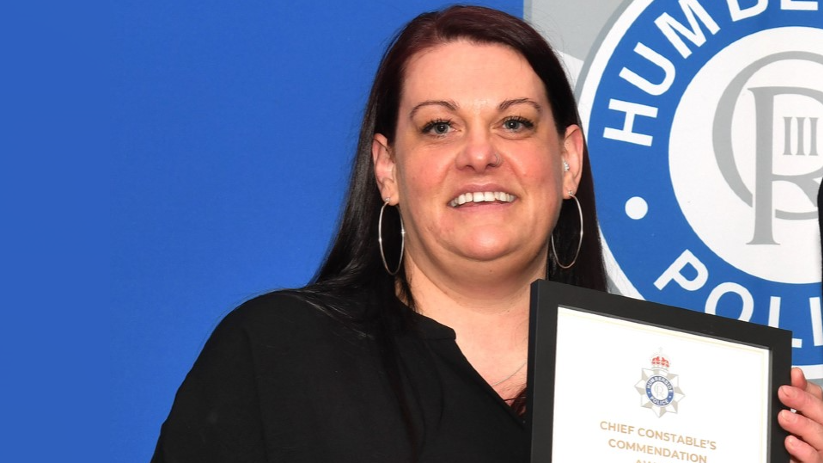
[373,41,583,282]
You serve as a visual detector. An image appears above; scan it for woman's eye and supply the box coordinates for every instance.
[423,120,452,135]
[503,117,534,132]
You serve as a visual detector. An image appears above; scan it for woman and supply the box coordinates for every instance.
[152,6,823,463]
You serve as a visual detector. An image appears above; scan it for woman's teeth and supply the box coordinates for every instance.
[449,192,515,207]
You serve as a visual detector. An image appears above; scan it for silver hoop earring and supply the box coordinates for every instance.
[378,199,405,276]
[550,192,583,270]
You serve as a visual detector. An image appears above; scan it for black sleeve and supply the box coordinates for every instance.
[151,308,268,463]
[819,180,822,296]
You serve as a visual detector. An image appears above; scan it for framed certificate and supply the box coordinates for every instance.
[527,280,792,463]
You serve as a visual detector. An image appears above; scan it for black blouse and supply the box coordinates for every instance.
[151,292,528,462]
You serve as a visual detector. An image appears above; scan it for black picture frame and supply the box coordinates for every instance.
[527,280,792,462]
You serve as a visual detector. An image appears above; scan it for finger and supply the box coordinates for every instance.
[781,385,823,427]
[793,368,823,401]
[793,368,810,397]
[785,433,823,463]
[780,409,823,460]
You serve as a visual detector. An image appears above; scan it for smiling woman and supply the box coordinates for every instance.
[371,41,589,405]
[150,5,606,462]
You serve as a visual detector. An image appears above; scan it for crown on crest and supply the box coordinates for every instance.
[650,350,670,370]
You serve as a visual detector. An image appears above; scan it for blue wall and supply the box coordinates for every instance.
[112,1,522,461]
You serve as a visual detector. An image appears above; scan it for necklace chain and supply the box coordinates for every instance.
[490,359,528,387]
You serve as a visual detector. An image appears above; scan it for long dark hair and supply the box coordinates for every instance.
[293,2,606,434]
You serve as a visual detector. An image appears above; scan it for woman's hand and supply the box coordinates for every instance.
[779,367,823,462]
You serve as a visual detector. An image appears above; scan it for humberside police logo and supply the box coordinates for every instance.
[578,1,823,375]
[635,350,684,417]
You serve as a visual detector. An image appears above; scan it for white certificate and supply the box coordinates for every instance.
[528,280,791,463]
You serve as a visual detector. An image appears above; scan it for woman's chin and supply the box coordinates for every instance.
[453,236,528,265]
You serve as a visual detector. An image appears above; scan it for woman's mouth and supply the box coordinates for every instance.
[449,191,516,208]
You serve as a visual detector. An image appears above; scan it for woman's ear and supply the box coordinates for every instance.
[372,133,399,204]
[561,125,585,198]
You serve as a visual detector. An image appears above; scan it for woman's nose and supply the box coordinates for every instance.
[456,132,500,172]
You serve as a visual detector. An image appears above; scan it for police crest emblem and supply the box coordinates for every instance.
[636,350,685,417]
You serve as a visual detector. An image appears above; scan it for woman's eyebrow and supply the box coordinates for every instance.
[409,100,458,119]
[499,98,542,113]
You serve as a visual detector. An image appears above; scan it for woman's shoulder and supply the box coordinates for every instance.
[153,290,376,462]
[211,289,371,349]
[224,290,325,326]
[177,290,376,397]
